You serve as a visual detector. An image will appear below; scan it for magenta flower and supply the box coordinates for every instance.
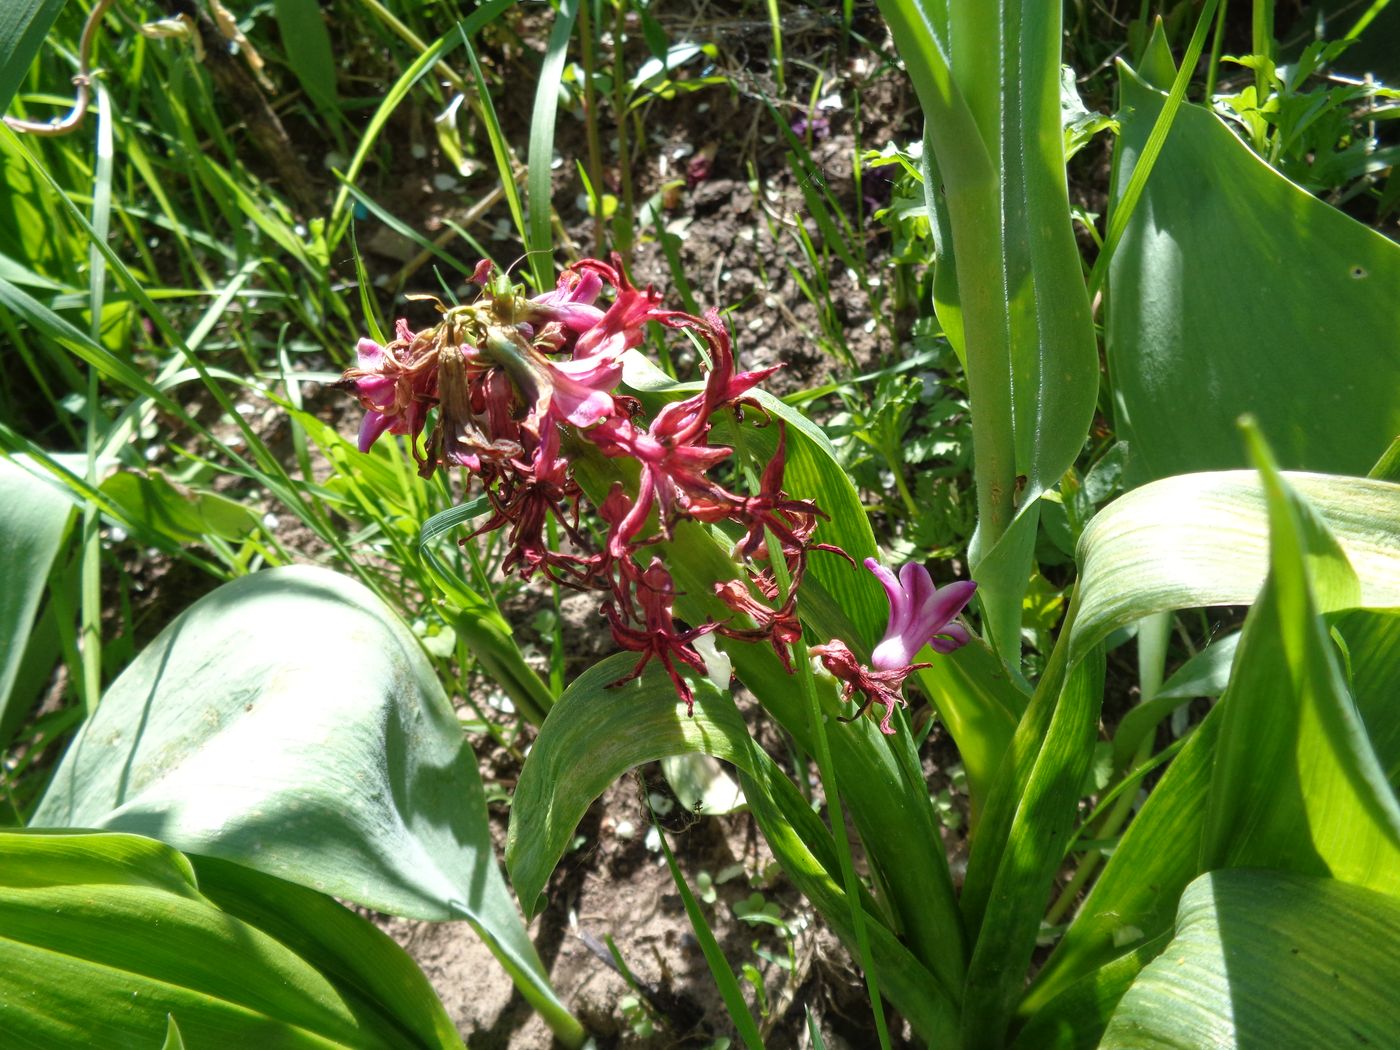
[529,266,606,332]
[343,321,435,454]
[866,559,977,671]
[335,254,857,712]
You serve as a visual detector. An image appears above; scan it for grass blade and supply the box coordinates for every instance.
[526,0,579,289]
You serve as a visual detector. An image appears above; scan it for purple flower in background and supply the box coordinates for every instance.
[866,558,976,671]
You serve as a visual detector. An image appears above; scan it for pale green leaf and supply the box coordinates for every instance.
[0,453,78,744]
[1107,65,1400,481]
[0,830,461,1049]
[1100,870,1400,1048]
[1075,471,1400,660]
[30,565,577,1041]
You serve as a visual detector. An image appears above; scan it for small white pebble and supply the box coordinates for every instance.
[410,144,428,160]
[261,512,279,531]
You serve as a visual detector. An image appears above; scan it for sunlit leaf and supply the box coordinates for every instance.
[1100,870,1400,1048]
[1200,430,1400,891]
[30,565,578,1042]
[0,830,463,1048]
[1074,471,1400,657]
[1022,461,1400,1036]
[1107,64,1400,481]
[0,0,66,115]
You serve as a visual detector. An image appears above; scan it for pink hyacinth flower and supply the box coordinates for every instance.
[348,335,431,454]
[866,558,977,671]
[531,267,606,332]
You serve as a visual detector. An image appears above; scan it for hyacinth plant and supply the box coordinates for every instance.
[6,0,1400,1046]
[341,254,976,731]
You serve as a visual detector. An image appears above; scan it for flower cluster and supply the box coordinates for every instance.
[338,256,975,730]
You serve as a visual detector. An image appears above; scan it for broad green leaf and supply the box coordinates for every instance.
[30,565,579,1044]
[273,0,338,112]
[1074,471,1400,656]
[0,0,66,116]
[1106,64,1400,481]
[506,655,754,914]
[1100,870,1400,1048]
[0,454,75,743]
[191,856,462,1050]
[0,830,462,1049]
[100,468,261,545]
[506,654,959,1044]
[1024,463,1400,1033]
[1200,432,1400,891]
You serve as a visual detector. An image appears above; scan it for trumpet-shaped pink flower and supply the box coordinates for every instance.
[866,559,977,671]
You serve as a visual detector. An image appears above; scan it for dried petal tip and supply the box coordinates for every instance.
[865,558,976,672]
[811,639,926,736]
